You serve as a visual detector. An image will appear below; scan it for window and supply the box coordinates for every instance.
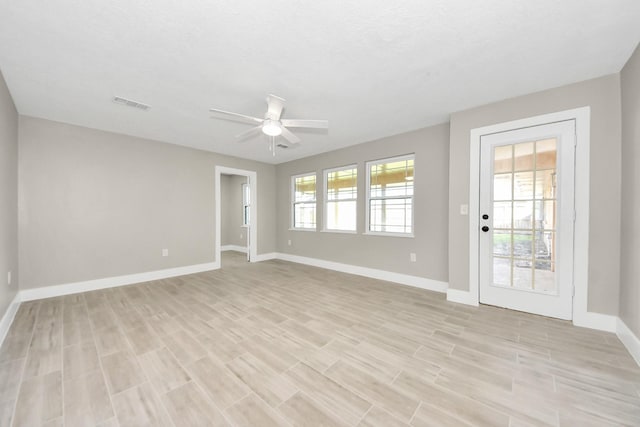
[292,173,317,229]
[242,182,250,226]
[324,165,357,232]
[366,155,414,235]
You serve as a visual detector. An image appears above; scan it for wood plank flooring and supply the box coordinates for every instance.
[1,251,639,426]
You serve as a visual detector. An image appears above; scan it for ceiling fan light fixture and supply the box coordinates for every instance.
[262,120,282,136]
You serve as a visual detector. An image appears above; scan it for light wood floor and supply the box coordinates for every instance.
[1,251,639,427]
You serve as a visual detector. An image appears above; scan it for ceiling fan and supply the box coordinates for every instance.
[209,94,328,155]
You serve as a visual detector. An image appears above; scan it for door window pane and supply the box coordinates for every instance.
[514,172,534,199]
[512,231,533,259]
[493,231,512,257]
[540,201,555,230]
[494,145,512,173]
[513,201,533,229]
[534,261,554,292]
[536,139,557,169]
[493,202,512,229]
[513,261,533,290]
[514,142,534,171]
[535,170,556,199]
[493,257,511,287]
[493,174,512,201]
[536,231,555,262]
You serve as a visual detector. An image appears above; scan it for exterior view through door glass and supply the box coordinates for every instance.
[479,121,575,319]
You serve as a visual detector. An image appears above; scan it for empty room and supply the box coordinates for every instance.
[1,1,640,426]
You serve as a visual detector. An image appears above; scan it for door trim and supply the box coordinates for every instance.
[215,166,258,265]
[466,107,591,324]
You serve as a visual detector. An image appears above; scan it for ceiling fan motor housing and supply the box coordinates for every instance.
[262,119,282,136]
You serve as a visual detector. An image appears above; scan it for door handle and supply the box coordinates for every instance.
[482,226,490,232]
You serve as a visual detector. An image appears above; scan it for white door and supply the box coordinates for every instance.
[479,120,575,319]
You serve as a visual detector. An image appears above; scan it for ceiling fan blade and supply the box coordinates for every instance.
[209,108,263,125]
[280,126,301,144]
[280,119,329,129]
[235,126,263,141]
[266,94,286,120]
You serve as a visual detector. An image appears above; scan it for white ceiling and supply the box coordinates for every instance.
[1,1,639,164]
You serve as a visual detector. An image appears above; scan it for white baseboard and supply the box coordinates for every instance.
[252,252,277,262]
[20,262,220,302]
[573,311,617,332]
[7,253,636,366]
[221,245,248,253]
[276,253,448,293]
[445,289,619,334]
[617,318,640,367]
[0,292,21,348]
[446,289,480,306]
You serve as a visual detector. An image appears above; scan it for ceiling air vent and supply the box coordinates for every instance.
[113,96,151,111]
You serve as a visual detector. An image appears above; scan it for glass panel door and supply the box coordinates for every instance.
[478,120,575,320]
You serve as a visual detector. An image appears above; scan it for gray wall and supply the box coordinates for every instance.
[18,116,276,290]
[0,70,19,317]
[8,65,637,328]
[620,44,640,336]
[221,174,248,248]
[276,123,449,282]
[448,74,622,315]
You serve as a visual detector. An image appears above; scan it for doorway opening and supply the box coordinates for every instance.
[215,166,258,268]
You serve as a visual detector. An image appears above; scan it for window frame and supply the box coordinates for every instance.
[323,164,358,234]
[365,154,415,237]
[290,172,317,231]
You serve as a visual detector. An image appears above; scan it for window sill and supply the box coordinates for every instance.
[363,231,414,238]
[321,229,357,235]
[289,228,317,232]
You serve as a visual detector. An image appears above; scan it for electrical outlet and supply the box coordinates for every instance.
[410,253,417,262]
[287,239,292,246]
[162,249,169,257]
[460,204,469,215]
[7,271,11,285]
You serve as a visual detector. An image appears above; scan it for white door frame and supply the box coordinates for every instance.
[468,107,591,324]
[215,166,258,265]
